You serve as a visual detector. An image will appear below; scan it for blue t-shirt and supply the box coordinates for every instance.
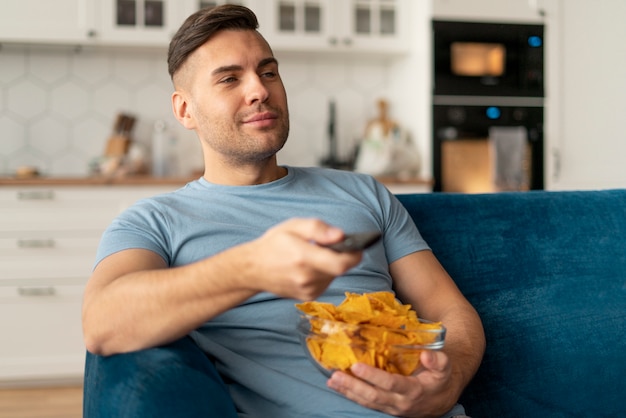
[95,166,462,417]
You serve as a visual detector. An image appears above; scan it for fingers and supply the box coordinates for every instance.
[275,218,344,246]
[247,218,362,300]
[419,350,449,374]
[327,353,453,416]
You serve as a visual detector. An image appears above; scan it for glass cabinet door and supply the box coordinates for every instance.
[354,0,397,37]
[277,0,323,34]
[98,0,178,45]
[115,0,165,28]
[264,0,333,50]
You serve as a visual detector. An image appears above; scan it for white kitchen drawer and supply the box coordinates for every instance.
[0,284,85,383]
[0,235,99,281]
[0,184,177,384]
[0,186,169,233]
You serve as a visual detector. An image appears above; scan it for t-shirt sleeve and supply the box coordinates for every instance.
[374,182,431,264]
[93,199,171,269]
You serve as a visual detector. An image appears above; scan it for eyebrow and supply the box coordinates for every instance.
[211,57,278,76]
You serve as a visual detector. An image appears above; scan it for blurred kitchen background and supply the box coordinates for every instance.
[1,0,625,190]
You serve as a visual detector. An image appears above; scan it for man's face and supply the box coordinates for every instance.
[174,29,289,166]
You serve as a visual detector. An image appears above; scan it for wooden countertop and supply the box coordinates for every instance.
[0,175,432,187]
[0,175,199,186]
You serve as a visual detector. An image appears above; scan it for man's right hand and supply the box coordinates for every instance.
[236,218,363,301]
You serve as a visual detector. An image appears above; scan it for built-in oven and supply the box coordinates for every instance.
[432,20,545,192]
[433,100,543,193]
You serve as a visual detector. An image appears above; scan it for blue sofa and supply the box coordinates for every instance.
[84,189,626,417]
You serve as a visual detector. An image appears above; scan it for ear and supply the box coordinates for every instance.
[172,90,196,130]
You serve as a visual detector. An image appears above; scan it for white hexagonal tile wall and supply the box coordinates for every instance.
[29,116,70,154]
[310,58,350,92]
[72,116,110,156]
[71,51,113,86]
[289,87,329,124]
[50,150,89,176]
[112,52,160,87]
[28,50,71,85]
[5,79,47,120]
[93,81,132,120]
[275,57,312,91]
[347,60,389,91]
[135,83,173,119]
[0,116,25,155]
[0,46,393,176]
[279,120,325,167]
[0,48,27,84]
[51,80,91,120]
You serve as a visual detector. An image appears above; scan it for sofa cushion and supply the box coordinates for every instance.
[397,190,626,417]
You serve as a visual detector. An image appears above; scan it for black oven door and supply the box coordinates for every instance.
[433,20,544,97]
[432,103,544,192]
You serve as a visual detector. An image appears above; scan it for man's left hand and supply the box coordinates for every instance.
[326,350,457,418]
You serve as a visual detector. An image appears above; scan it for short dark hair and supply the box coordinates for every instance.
[167,4,259,79]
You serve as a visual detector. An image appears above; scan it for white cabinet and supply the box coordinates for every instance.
[263,0,408,54]
[0,0,97,44]
[95,0,182,46]
[97,0,263,46]
[544,0,626,190]
[0,0,406,53]
[0,185,176,385]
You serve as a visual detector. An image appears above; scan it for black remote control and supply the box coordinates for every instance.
[325,231,382,252]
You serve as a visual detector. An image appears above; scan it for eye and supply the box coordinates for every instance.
[261,68,280,80]
[219,76,238,84]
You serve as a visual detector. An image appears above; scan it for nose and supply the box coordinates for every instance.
[245,74,269,105]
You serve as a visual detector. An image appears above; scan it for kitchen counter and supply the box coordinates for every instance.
[0,175,199,187]
[0,175,433,189]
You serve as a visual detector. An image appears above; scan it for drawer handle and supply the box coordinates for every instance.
[18,286,57,297]
[17,190,55,200]
[17,239,55,248]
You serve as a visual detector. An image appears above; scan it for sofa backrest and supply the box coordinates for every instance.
[397,190,626,417]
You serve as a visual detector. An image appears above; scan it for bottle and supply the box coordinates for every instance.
[152,120,167,177]
[151,120,178,177]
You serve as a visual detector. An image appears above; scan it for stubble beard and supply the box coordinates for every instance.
[201,107,290,166]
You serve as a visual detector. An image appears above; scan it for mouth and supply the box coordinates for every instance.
[243,112,278,125]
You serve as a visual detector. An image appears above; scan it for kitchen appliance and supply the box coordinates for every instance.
[433,103,543,192]
[432,20,544,192]
[433,20,544,97]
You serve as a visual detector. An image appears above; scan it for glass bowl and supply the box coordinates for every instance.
[297,314,446,376]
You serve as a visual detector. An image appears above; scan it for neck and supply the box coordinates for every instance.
[202,156,287,186]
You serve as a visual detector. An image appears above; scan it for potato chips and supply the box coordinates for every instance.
[296,291,444,376]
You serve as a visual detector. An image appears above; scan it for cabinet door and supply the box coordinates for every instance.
[342,0,408,53]
[96,0,180,46]
[264,0,334,51]
[0,0,97,44]
[0,285,86,383]
[546,0,626,190]
[263,0,407,54]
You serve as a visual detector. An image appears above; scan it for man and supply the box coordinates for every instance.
[82,5,484,418]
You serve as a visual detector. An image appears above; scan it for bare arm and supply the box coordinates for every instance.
[392,250,485,404]
[82,218,362,356]
[327,250,485,417]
